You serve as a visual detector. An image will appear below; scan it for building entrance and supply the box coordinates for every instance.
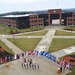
[48,9,62,26]
[50,14,60,25]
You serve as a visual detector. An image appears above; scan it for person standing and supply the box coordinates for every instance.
[60,66,62,73]
[30,59,32,68]
[24,58,26,67]
[33,59,36,69]
[32,63,34,69]
[37,63,39,69]
[21,58,24,67]
[26,62,28,68]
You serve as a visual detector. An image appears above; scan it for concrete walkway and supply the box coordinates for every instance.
[34,29,56,51]
[5,35,43,38]
[0,36,23,54]
[51,45,75,58]
[60,29,75,33]
[34,26,63,52]
[54,36,75,38]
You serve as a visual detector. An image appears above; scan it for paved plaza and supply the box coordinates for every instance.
[0,55,70,75]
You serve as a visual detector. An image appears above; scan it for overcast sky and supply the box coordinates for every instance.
[0,0,75,14]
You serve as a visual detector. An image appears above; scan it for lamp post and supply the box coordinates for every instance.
[12,34,15,44]
[31,26,33,32]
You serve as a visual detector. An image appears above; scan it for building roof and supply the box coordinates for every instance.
[2,14,34,18]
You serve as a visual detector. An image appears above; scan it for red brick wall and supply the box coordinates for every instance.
[67,13,75,25]
[29,14,44,27]
[0,18,17,27]
[48,9,62,25]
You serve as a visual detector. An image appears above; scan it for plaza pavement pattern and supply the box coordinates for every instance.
[0,26,74,75]
[34,29,56,51]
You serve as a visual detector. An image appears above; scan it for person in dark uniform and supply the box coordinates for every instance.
[60,66,62,72]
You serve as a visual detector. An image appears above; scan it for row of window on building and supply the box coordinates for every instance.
[0,19,16,27]
[30,20,43,23]
[68,19,75,21]
[0,19,16,23]
[31,24,43,27]
[67,23,75,25]
[30,16,38,19]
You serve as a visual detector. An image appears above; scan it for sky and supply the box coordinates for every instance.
[0,0,75,14]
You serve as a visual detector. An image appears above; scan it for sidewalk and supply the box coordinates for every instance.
[0,37,23,54]
[51,46,75,58]
[54,36,75,38]
[34,29,56,51]
[5,35,43,38]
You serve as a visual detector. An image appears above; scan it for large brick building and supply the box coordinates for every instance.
[0,9,75,29]
[67,12,75,25]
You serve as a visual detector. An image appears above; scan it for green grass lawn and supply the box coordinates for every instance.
[0,23,19,34]
[0,24,11,34]
[64,26,75,31]
[0,23,44,34]
[49,38,75,53]
[19,26,44,33]
[18,30,48,36]
[0,40,14,54]
[7,38,41,51]
[55,30,75,36]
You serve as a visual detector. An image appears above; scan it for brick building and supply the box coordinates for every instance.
[0,15,30,29]
[0,9,75,29]
[67,12,75,25]
[29,14,44,27]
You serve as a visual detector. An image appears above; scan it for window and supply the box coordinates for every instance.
[34,16,37,18]
[68,19,72,21]
[39,20,42,22]
[74,19,75,21]
[70,23,72,25]
[30,17,33,19]
[35,20,37,22]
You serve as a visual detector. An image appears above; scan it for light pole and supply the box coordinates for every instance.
[31,26,33,32]
[12,34,15,44]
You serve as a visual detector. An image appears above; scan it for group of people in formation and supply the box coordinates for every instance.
[57,59,72,70]
[57,59,72,74]
[21,58,39,69]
